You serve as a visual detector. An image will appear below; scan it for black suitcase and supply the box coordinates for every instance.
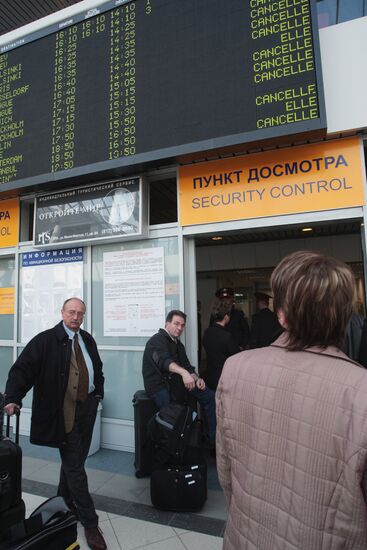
[150,462,207,512]
[132,390,158,478]
[0,396,22,514]
[0,496,79,550]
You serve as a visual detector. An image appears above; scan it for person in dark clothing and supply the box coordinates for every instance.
[202,300,240,391]
[358,317,367,368]
[4,298,106,550]
[197,300,202,370]
[250,292,282,348]
[210,287,250,350]
[142,309,216,444]
[344,311,364,362]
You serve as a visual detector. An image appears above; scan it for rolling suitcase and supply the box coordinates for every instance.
[132,390,158,478]
[0,395,22,514]
[150,462,207,512]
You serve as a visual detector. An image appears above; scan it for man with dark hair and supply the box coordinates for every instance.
[4,297,106,550]
[211,287,250,350]
[203,300,240,391]
[142,309,216,445]
[250,292,282,348]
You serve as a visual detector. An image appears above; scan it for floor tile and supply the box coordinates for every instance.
[94,472,148,501]
[179,530,223,550]
[23,492,47,515]
[21,457,51,477]
[138,537,187,550]
[24,461,61,484]
[109,515,177,549]
[84,467,116,492]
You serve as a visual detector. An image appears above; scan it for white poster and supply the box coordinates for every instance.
[21,248,83,342]
[103,247,165,337]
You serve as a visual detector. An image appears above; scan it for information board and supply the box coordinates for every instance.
[0,0,326,191]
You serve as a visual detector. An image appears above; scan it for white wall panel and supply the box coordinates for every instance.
[320,17,367,134]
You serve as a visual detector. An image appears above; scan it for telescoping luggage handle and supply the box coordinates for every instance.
[6,408,20,445]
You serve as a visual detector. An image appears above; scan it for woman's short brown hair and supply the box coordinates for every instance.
[270,250,355,350]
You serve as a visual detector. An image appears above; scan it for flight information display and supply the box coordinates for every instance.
[0,0,326,190]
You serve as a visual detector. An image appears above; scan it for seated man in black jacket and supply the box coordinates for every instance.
[142,309,216,445]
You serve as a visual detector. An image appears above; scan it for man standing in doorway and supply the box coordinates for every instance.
[250,292,282,348]
[142,310,216,446]
[4,298,107,550]
[203,300,240,391]
[211,287,251,350]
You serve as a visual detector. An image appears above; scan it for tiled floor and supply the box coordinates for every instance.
[19,435,226,549]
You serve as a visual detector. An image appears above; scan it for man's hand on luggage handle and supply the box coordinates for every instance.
[4,403,20,416]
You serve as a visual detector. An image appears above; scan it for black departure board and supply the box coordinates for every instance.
[0,0,325,191]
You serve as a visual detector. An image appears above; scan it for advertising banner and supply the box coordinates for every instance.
[0,197,19,247]
[34,178,144,246]
[103,247,165,337]
[179,136,365,226]
[21,247,83,342]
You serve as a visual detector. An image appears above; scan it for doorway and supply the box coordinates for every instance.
[195,219,366,370]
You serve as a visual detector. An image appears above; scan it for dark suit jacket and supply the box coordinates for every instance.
[202,323,240,390]
[210,307,250,349]
[5,321,104,448]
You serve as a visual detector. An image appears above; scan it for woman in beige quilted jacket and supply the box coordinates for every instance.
[216,250,367,550]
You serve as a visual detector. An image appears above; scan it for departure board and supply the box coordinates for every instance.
[0,0,325,191]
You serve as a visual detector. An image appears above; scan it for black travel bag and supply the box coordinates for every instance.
[150,462,207,512]
[0,496,79,550]
[0,395,22,514]
[148,402,199,465]
[132,390,158,478]
[148,402,206,466]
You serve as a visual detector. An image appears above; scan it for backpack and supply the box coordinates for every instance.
[148,403,196,464]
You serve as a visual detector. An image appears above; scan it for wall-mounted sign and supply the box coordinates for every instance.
[0,197,19,247]
[103,247,166,337]
[21,247,83,342]
[34,178,145,246]
[179,136,365,226]
[0,287,14,314]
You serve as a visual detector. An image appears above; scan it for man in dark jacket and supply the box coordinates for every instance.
[250,292,282,348]
[203,300,240,391]
[4,298,106,550]
[142,309,216,445]
[210,288,250,350]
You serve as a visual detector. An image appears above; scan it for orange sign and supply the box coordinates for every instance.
[0,288,14,314]
[179,137,365,226]
[0,197,19,247]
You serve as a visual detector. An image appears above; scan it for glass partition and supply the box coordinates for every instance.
[99,349,143,421]
[0,347,14,395]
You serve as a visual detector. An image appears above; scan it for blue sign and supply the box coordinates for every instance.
[22,247,83,267]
